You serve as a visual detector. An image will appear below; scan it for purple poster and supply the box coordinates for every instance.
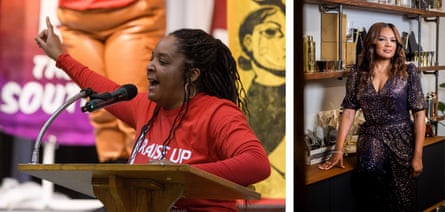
[0,0,95,145]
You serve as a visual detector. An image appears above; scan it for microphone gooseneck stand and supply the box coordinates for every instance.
[31,88,94,164]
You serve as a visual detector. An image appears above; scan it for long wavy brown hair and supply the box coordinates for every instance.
[357,22,408,83]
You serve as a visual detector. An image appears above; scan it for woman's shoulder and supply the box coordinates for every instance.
[195,93,237,106]
[405,62,418,73]
[189,94,246,125]
[192,94,243,115]
[402,63,422,82]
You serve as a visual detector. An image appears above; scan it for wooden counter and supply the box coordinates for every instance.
[423,199,445,212]
[305,136,445,185]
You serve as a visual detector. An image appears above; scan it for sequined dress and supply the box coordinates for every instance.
[341,63,426,211]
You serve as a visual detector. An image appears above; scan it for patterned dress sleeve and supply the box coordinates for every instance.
[341,70,360,110]
[407,63,426,112]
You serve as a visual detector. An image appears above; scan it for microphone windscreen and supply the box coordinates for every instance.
[122,84,138,100]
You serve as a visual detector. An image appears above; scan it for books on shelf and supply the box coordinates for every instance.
[305,145,335,165]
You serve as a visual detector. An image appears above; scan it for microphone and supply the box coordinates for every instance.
[81,84,138,112]
[32,88,95,164]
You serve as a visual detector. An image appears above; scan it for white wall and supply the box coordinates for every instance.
[166,0,214,33]
[303,4,440,132]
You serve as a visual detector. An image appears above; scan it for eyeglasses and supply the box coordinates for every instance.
[259,27,284,39]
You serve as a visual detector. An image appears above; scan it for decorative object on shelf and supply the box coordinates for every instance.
[415,0,431,9]
[304,126,337,165]
[435,0,442,9]
[426,92,436,136]
[415,0,442,9]
[400,0,413,7]
[304,108,364,164]
[315,60,340,72]
[355,28,366,66]
[400,31,435,67]
[421,51,435,67]
[304,35,316,73]
[304,144,335,165]
[436,85,445,125]
[426,91,444,136]
[316,60,326,72]
[320,13,347,65]
[304,0,445,81]
[402,31,421,62]
[304,109,340,165]
[378,0,396,5]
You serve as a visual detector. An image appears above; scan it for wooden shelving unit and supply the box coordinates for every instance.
[304,71,348,80]
[304,0,445,80]
[305,0,445,17]
[420,66,445,71]
[305,66,445,80]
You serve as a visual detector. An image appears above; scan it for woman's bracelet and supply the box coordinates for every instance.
[332,150,343,154]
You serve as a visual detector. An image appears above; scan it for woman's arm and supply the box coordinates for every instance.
[193,142,271,186]
[412,110,425,177]
[318,108,356,170]
[192,104,271,186]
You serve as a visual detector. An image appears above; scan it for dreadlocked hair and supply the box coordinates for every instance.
[170,29,249,114]
[135,29,250,160]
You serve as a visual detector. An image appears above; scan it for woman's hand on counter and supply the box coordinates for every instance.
[318,151,345,170]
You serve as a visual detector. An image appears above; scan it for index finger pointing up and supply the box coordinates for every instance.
[45,16,54,34]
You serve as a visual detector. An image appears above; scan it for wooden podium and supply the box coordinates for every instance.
[18,163,260,212]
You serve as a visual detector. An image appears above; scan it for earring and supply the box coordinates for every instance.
[184,82,196,98]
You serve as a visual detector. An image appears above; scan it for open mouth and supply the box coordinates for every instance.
[149,80,160,90]
[150,80,159,86]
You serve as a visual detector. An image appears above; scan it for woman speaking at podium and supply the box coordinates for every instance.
[35,17,271,211]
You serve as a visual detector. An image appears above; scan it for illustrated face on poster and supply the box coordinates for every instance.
[229,0,286,198]
[241,7,285,75]
[236,1,286,155]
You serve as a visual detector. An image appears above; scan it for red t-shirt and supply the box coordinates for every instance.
[56,54,271,211]
[58,0,136,10]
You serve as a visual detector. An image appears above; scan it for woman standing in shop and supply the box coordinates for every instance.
[318,22,426,211]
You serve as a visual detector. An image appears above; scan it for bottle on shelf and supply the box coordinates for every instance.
[304,35,316,73]
[426,93,435,137]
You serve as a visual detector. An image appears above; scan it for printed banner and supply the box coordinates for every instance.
[0,0,95,145]
[228,0,286,198]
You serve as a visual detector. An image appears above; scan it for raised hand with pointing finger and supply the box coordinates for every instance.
[32,17,271,210]
[35,17,64,60]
